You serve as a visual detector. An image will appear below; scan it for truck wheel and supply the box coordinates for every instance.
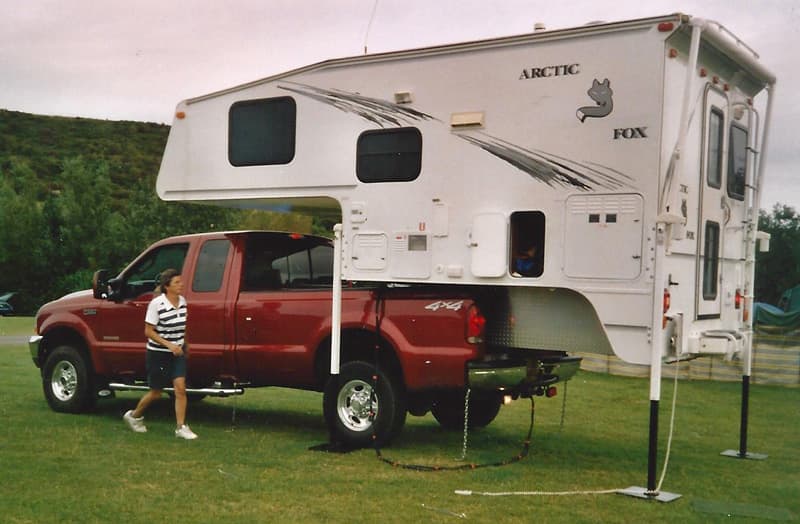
[42,345,95,413]
[431,390,502,430]
[323,361,406,448]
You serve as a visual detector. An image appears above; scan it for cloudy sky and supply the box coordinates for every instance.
[1,0,797,208]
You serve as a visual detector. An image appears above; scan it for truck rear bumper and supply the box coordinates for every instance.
[467,355,582,392]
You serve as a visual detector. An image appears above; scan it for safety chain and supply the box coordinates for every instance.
[370,287,536,472]
[459,388,471,461]
[375,397,535,472]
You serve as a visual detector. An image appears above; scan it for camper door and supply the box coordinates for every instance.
[696,87,728,319]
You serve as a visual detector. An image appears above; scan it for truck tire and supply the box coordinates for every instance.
[431,390,502,430]
[42,345,95,413]
[323,361,406,448]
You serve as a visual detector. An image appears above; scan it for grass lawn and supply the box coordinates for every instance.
[0,316,35,336]
[1,334,798,523]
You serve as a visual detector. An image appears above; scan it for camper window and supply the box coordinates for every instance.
[702,221,720,300]
[356,127,422,183]
[510,211,545,278]
[228,97,296,166]
[706,107,724,190]
[727,124,747,201]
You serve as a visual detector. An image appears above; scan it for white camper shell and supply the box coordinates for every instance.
[157,14,776,368]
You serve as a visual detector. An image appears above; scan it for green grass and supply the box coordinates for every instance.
[0,316,35,336]
[1,340,798,523]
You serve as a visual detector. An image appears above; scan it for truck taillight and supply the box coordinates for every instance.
[466,305,486,344]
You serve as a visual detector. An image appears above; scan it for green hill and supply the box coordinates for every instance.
[0,109,169,202]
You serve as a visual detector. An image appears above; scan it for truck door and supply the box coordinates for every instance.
[183,238,234,387]
[696,87,728,319]
[94,242,189,378]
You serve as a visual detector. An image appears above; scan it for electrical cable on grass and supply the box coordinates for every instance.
[656,360,680,493]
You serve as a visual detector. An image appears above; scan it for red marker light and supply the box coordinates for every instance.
[466,305,486,344]
[658,22,675,32]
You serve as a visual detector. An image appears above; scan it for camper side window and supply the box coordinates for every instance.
[510,211,545,278]
[356,127,422,183]
[727,124,747,201]
[702,221,720,300]
[706,108,724,189]
[229,97,296,166]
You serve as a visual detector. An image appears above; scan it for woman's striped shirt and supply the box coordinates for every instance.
[145,294,187,352]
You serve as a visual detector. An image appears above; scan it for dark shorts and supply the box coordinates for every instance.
[146,350,187,390]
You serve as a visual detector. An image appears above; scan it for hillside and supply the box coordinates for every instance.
[0,109,169,201]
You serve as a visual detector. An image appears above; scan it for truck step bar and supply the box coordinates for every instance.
[106,383,245,397]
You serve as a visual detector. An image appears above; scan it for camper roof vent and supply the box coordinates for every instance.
[533,22,546,32]
[394,91,413,104]
[450,111,485,129]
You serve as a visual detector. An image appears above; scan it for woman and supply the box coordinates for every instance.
[123,268,197,439]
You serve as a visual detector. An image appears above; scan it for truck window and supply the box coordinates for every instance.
[228,97,296,166]
[309,245,333,285]
[243,236,334,291]
[123,243,189,299]
[727,124,747,201]
[706,107,724,189]
[510,211,545,277]
[356,127,422,183]
[193,239,231,292]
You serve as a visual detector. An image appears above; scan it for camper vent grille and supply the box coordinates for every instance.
[569,194,640,214]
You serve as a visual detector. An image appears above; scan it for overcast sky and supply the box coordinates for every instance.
[1,0,797,209]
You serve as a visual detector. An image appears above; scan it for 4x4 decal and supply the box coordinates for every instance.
[425,300,464,311]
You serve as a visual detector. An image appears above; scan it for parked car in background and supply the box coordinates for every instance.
[0,292,15,316]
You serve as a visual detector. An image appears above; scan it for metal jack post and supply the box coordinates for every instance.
[721,365,767,460]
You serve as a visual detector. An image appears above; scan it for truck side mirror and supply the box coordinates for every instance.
[92,269,111,299]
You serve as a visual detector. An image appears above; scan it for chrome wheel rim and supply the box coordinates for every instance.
[51,360,78,401]
[336,379,377,432]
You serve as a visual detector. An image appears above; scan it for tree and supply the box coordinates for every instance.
[0,161,53,314]
[755,203,800,305]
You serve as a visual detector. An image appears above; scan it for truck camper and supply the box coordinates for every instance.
[157,13,774,368]
[156,13,775,492]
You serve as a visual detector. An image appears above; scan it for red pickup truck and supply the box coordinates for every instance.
[30,231,579,445]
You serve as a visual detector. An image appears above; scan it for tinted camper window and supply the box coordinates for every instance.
[728,124,747,201]
[702,221,720,300]
[229,97,296,166]
[706,108,724,189]
[357,127,422,183]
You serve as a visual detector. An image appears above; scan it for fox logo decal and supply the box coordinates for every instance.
[576,78,613,122]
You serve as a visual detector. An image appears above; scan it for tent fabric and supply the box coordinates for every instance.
[778,284,800,312]
[755,285,800,333]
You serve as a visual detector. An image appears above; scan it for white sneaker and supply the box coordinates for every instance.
[123,410,147,433]
[175,424,198,440]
